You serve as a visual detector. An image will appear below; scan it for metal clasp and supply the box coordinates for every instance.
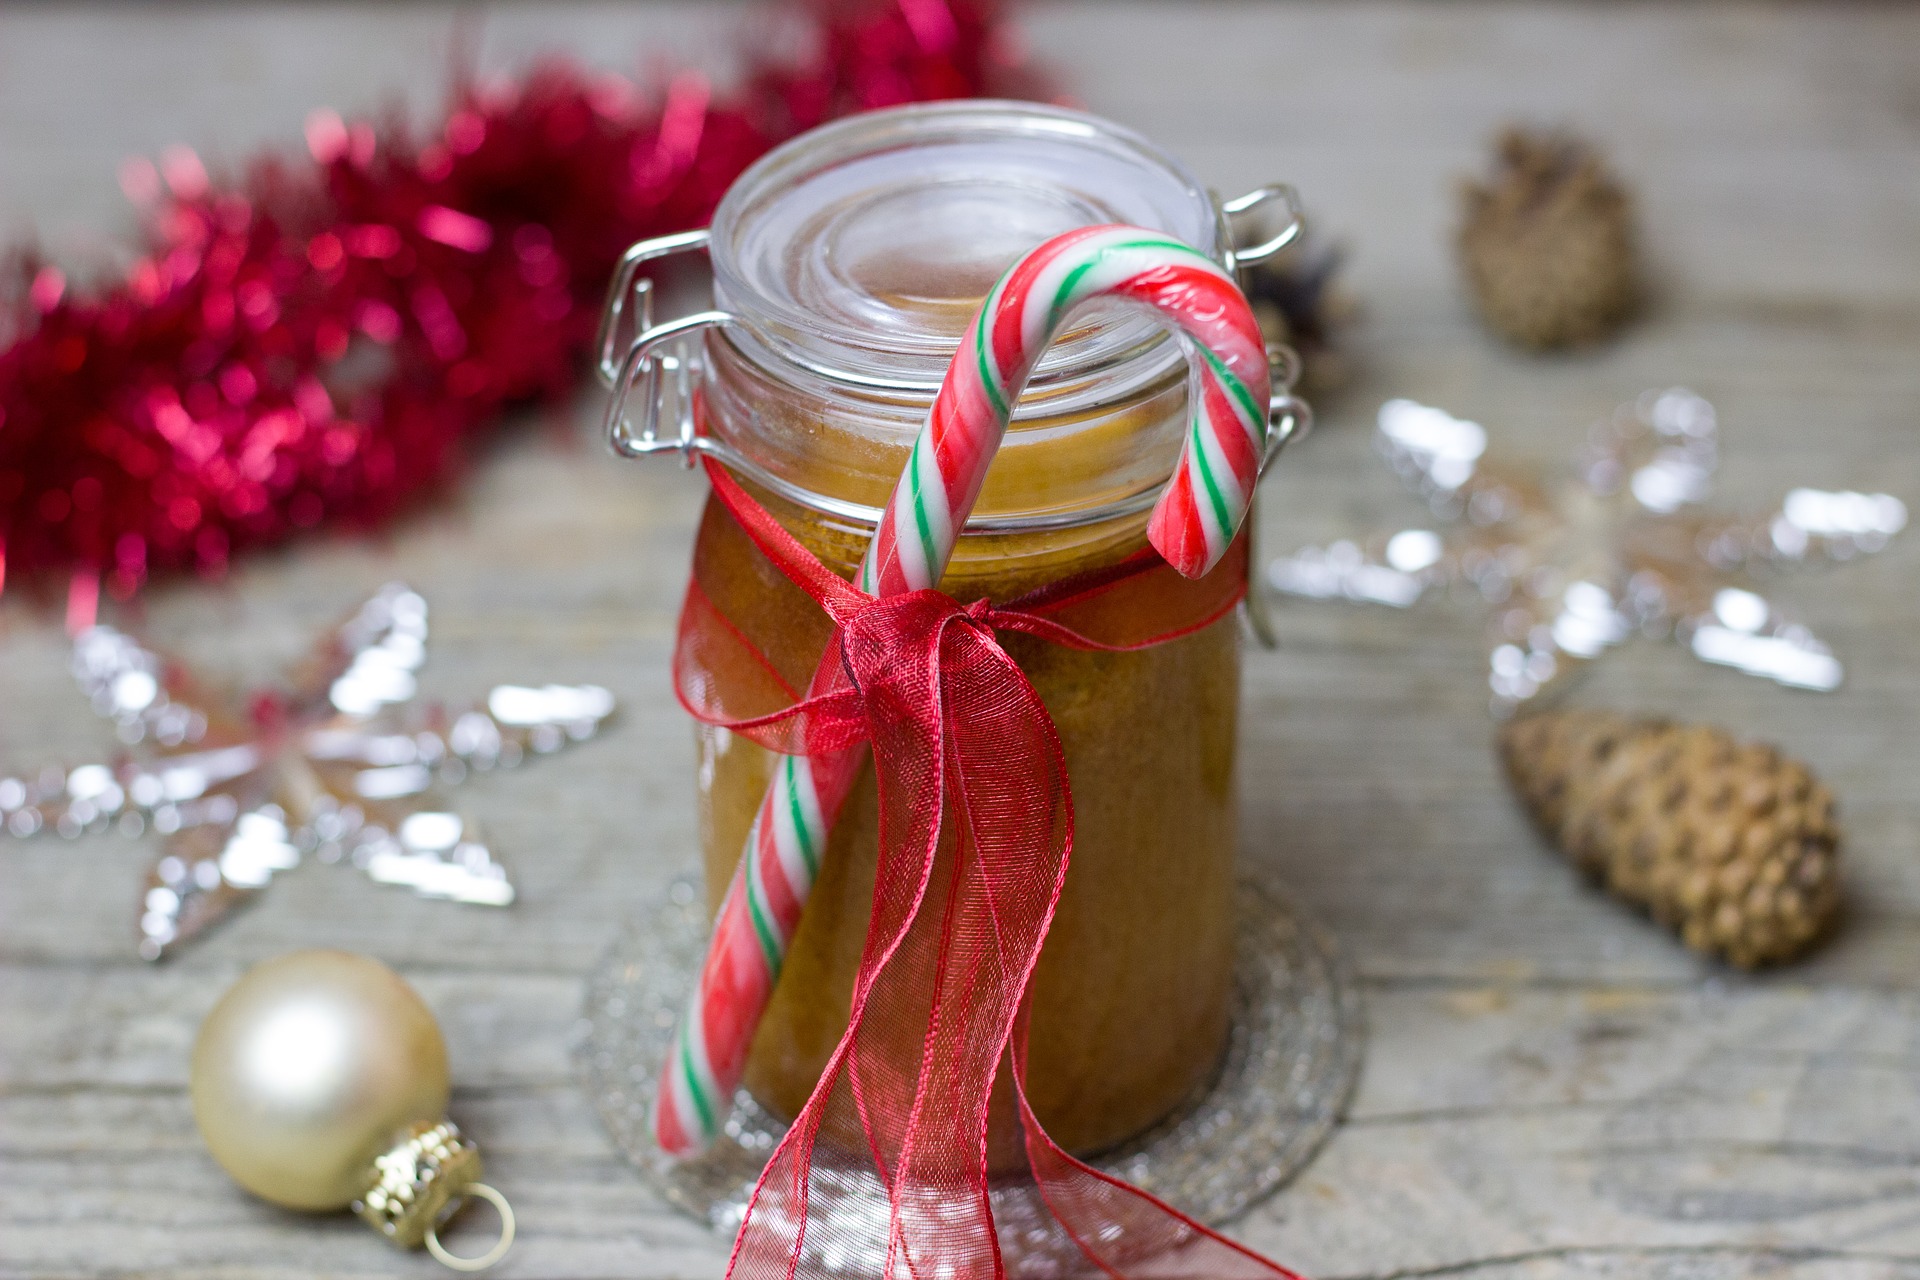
[1263,343,1312,472]
[602,310,734,464]
[1245,333,1313,652]
[594,229,738,464]
[1221,185,1305,270]
[1220,183,1313,472]
[593,228,717,387]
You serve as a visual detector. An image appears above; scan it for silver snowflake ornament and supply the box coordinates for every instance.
[1268,389,1906,714]
[0,583,614,959]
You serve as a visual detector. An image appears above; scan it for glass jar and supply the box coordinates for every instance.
[600,102,1302,1164]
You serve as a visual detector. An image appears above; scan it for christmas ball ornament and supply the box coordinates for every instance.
[1500,710,1841,967]
[1458,126,1639,349]
[191,950,514,1270]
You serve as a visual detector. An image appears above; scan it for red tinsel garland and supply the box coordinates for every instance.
[0,0,1032,602]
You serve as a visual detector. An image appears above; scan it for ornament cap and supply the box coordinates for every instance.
[352,1119,482,1248]
[350,1118,515,1271]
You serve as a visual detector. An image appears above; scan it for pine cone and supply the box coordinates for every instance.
[1459,127,1639,349]
[1499,710,1840,967]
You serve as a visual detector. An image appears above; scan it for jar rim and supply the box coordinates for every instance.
[708,100,1230,401]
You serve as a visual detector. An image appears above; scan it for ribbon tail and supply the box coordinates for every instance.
[727,595,955,1280]
[1011,1003,1305,1279]
[879,614,1076,1279]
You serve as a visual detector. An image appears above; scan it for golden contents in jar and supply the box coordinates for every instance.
[692,464,1240,1164]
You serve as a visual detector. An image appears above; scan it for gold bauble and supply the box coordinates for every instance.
[190,949,449,1211]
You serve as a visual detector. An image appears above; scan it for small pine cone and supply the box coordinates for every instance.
[1499,710,1840,967]
[1459,127,1639,349]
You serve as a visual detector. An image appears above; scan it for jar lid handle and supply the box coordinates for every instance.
[1222,185,1304,269]
[594,228,713,388]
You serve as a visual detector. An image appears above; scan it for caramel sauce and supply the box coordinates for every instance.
[692,479,1238,1166]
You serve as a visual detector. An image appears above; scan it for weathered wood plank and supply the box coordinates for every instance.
[10,985,1920,1277]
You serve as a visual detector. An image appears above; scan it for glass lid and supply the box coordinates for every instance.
[708,100,1229,400]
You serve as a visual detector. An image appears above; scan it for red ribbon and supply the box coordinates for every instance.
[678,460,1303,1280]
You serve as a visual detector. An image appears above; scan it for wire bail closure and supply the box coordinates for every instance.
[1222,184,1305,269]
[594,185,1310,522]
[594,227,712,387]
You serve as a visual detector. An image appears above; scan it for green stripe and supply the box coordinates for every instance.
[973,303,1008,421]
[782,757,818,880]
[1190,415,1235,538]
[1051,256,1100,324]
[1155,238,1221,269]
[678,1033,717,1135]
[1048,235,1195,324]
[905,441,943,584]
[744,860,783,980]
[1194,342,1263,435]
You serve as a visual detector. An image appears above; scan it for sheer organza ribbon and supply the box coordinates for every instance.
[676,459,1302,1280]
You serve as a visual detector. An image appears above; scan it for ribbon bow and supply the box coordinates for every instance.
[678,460,1300,1280]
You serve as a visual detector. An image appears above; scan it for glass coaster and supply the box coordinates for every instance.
[577,870,1363,1259]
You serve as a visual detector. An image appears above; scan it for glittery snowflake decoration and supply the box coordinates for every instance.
[1268,389,1907,714]
[0,583,614,958]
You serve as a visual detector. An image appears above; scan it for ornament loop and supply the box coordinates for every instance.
[423,1182,515,1273]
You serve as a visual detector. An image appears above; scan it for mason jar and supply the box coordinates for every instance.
[598,100,1304,1164]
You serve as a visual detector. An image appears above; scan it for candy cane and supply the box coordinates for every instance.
[654,225,1272,1155]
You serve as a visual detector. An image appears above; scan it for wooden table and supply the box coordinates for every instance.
[4,3,1917,1276]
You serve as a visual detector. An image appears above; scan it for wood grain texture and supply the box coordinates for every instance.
[2,3,1917,1277]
